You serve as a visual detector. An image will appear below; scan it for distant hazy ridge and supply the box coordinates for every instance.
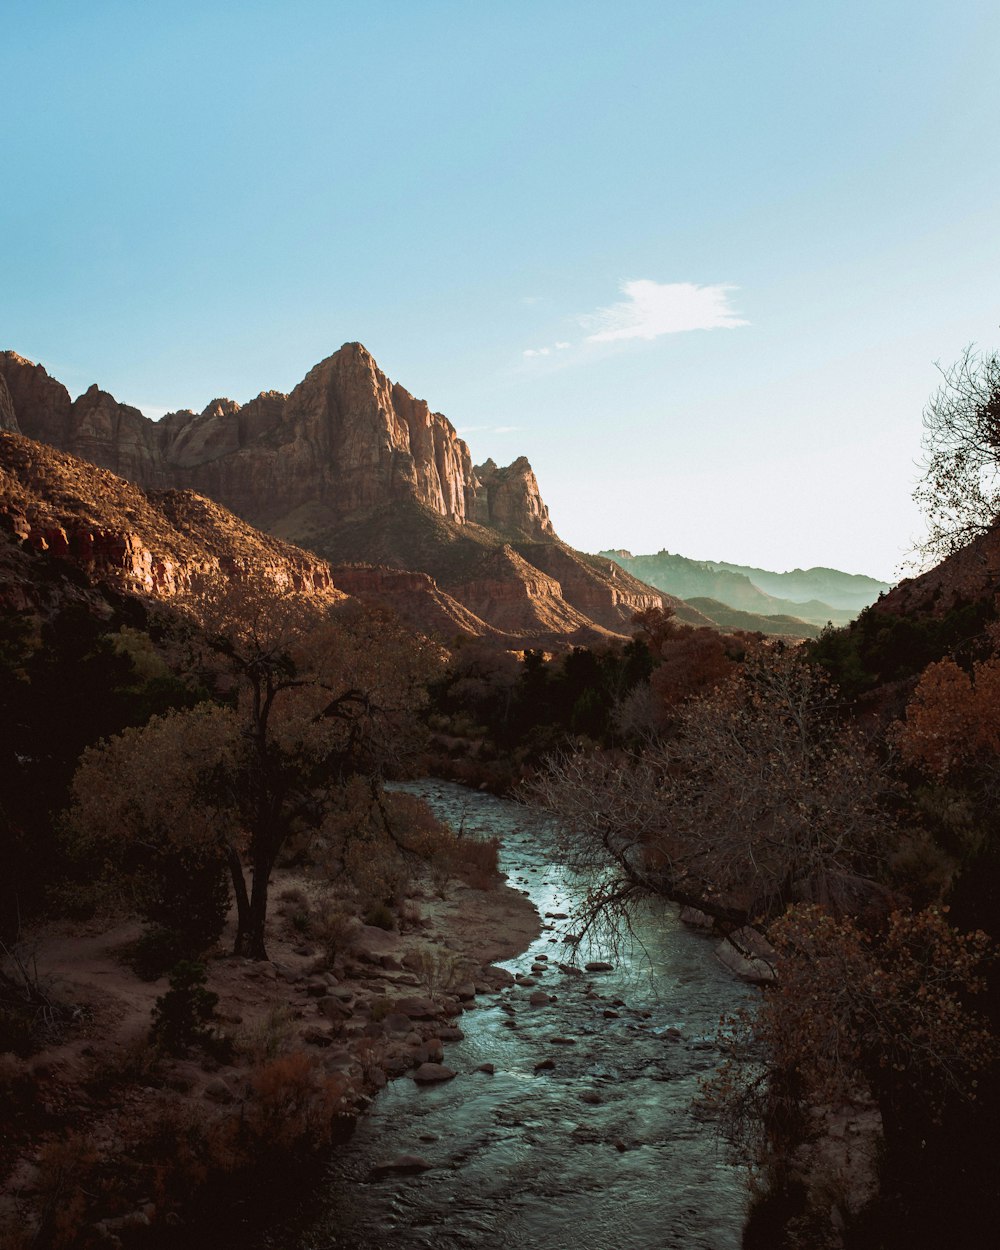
[601,549,890,631]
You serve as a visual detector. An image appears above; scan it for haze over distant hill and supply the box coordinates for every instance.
[601,549,890,632]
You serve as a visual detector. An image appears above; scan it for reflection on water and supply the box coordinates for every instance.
[260,780,752,1250]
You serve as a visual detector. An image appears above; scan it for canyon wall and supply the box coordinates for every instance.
[0,344,553,541]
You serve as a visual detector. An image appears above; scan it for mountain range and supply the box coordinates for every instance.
[1,343,893,643]
[0,345,713,643]
[602,549,890,634]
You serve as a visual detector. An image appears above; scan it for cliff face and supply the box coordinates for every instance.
[0,344,554,542]
[0,343,683,642]
[0,432,343,611]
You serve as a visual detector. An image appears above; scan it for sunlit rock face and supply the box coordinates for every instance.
[0,431,343,612]
[0,344,554,541]
[0,344,682,642]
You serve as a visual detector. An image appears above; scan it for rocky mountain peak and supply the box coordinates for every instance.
[0,343,555,544]
[0,372,19,432]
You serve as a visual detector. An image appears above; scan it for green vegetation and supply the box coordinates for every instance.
[808,598,997,696]
[150,961,220,1056]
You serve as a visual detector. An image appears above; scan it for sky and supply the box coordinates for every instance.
[5,0,1000,583]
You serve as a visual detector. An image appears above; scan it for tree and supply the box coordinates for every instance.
[896,652,1000,781]
[531,645,898,935]
[715,904,995,1146]
[69,586,440,959]
[706,903,997,1248]
[915,345,1000,561]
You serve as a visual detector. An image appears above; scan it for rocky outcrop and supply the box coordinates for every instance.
[0,431,344,610]
[0,352,73,445]
[1,344,686,643]
[472,457,552,537]
[873,517,1000,620]
[511,542,700,633]
[0,344,554,542]
[450,546,599,636]
[0,372,19,432]
[328,565,500,640]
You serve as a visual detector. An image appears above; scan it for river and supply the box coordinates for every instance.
[258,779,753,1249]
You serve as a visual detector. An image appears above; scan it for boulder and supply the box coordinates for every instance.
[412,1063,456,1084]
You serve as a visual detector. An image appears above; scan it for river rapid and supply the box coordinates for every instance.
[260,779,753,1250]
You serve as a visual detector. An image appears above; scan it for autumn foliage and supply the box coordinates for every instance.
[897,653,1000,779]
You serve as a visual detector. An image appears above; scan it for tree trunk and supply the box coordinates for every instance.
[229,847,271,960]
[226,845,268,960]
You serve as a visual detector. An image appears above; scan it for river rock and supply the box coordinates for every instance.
[534,1058,556,1071]
[679,906,715,929]
[371,1155,434,1177]
[715,927,777,983]
[475,1062,496,1074]
[412,1062,456,1083]
[317,996,352,1021]
[301,1025,333,1047]
[383,1051,416,1078]
[394,995,440,1019]
[412,1037,445,1064]
[203,1078,235,1104]
[528,990,549,1006]
[382,1012,413,1034]
[480,965,516,989]
[584,961,614,972]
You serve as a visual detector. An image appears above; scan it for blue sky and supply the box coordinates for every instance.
[5,0,1000,581]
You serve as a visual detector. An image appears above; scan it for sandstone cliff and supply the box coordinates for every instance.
[0,432,344,611]
[0,344,553,541]
[1,344,682,642]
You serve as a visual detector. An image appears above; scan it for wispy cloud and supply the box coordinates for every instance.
[523,341,572,358]
[582,280,747,342]
[520,280,747,363]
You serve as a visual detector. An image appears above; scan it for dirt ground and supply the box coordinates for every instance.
[0,866,541,1244]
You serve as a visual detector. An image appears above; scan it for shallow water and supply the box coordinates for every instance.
[259,780,752,1249]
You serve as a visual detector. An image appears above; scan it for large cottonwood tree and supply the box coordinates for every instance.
[69,587,440,959]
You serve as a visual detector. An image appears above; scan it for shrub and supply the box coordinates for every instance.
[363,903,395,931]
[150,961,219,1056]
[136,847,230,965]
[312,906,356,966]
[241,1051,349,1150]
[237,1005,293,1064]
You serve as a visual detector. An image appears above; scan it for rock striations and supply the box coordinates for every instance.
[0,431,344,614]
[0,344,680,642]
[0,344,552,540]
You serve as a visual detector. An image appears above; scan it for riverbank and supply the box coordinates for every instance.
[0,860,540,1247]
